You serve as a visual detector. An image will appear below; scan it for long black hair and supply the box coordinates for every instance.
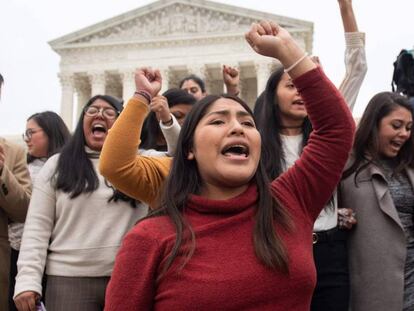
[343,92,414,182]
[147,94,292,278]
[54,95,137,207]
[254,67,312,180]
[26,111,71,163]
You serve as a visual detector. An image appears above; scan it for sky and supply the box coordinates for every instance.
[1,0,413,136]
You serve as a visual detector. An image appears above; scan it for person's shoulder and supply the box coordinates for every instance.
[35,153,60,181]
[43,153,60,167]
[128,215,176,242]
[1,137,25,153]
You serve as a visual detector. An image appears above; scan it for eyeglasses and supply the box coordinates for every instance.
[84,106,118,120]
[22,129,43,141]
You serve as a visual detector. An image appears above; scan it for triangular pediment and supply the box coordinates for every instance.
[49,0,312,49]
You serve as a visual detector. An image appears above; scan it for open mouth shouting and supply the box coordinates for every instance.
[221,143,250,160]
[292,99,306,110]
[91,123,108,139]
[83,99,118,151]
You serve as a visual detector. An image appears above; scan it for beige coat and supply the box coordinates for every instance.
[0,138,31,310]
[340,162,414,311]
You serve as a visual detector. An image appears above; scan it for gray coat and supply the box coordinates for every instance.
[340,162,414,311]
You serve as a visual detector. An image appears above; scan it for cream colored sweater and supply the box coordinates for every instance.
[14,151,148,297]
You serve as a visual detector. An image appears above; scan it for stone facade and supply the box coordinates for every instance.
[49,0,313,130]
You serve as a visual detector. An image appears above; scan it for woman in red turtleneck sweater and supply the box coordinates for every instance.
[100,21,355,311]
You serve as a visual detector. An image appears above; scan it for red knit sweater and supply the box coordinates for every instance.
[104,68,355,310]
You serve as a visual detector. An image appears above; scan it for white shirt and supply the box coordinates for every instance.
[279,31,367,232]
[281,134,338,231]
[139,113,181,157]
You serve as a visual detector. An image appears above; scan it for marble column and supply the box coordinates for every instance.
[76,82,90,121]
[89,71,106,96]
[188,64,206,81]
[58,73,74,130]
[121,70,136,101]
[159,67,170,95]
[255,61,273,95]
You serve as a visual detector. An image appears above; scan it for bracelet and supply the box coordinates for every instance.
[284,52,309,73]
[161,117,173,126]
[134,90,152,103]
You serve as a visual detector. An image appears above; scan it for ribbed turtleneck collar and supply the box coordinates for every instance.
[85,145,101,159]
[186,183,258,215]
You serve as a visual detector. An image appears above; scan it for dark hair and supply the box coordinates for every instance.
[253,91,265,117]
[178,74,206,93]
[147,94,292,278]
[254,67,312,179]
[0,73,3,86]
[343,92,414,181]
[26,111,71,163]
[54,95,136,208]
[141,88,196,151]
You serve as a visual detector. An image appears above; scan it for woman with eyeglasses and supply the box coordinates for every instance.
[13,95,148,311]
[8,111,71,311]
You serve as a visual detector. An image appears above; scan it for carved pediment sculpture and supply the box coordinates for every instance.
[70,4,255,44]
[49,0,311,49]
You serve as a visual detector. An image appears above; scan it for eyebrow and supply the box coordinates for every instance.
[206,109,251,118]
[89,105,115,109]
[391,118,413,124]
[25,128,40,133]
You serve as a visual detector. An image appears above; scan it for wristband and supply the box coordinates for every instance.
[284,52,309,73]
[162,117,174,126]
[134,90,152,103]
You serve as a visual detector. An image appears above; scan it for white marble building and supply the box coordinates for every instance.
[49,0,313,130]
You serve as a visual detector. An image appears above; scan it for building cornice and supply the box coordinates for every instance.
[49,0,313,51]
[52,29,311,53]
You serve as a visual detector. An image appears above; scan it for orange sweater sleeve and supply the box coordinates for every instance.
[99,97,172,206]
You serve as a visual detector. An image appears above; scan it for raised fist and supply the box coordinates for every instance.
[134,67,162,98]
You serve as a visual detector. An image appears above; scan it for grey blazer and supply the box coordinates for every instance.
[340,162,414,311]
